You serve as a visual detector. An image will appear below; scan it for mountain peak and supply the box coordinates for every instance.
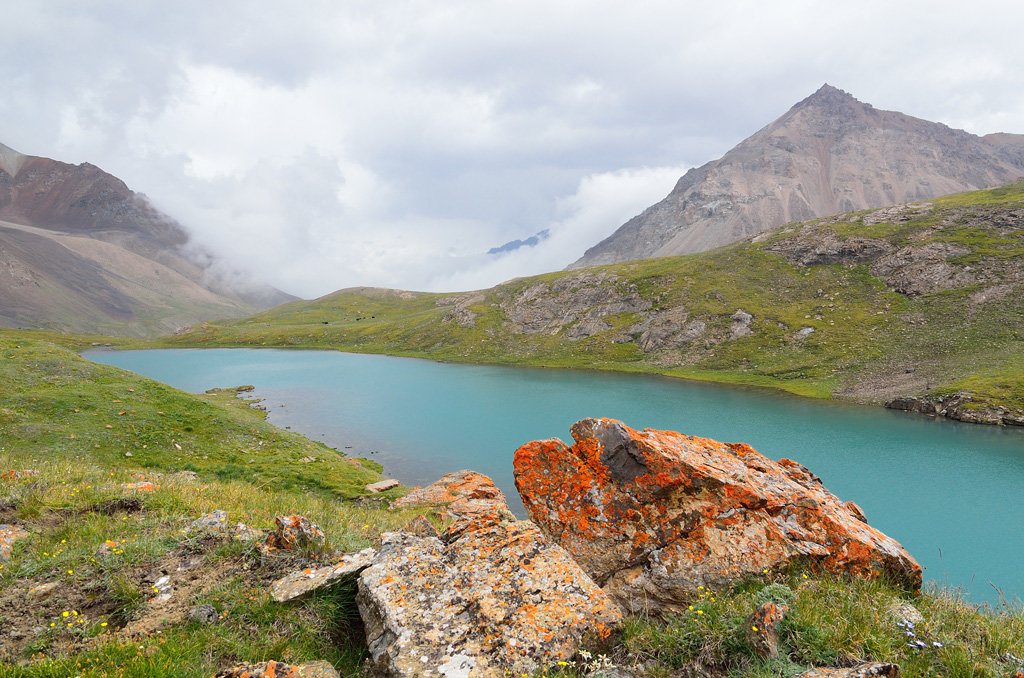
[571,87,1024,269]
[793,83,862,110]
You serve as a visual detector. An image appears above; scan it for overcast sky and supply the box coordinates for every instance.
[3,1,1023,298]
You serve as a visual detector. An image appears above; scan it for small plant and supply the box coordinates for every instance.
[105,572,145,626]
[755,583,795,608]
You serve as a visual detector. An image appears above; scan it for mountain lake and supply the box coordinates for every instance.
[84,347,1024,606]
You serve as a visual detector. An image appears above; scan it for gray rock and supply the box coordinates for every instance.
[187,604,219,625]
[187,510,229,533]
[730,309,753,338]
[0,524,30,560]
[794,663,900,677]
[366,479,400,493]
[271,548,376,602]
[25,582,59,600]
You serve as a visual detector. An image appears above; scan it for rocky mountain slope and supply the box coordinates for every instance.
[162,182,1024,425]
[572,85,1024,268]
[0,142,293,336]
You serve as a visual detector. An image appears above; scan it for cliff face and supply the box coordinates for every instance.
[0,142,294,336]
[572,85,1024,267]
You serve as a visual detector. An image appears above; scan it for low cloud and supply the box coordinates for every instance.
[2,1,1023,298]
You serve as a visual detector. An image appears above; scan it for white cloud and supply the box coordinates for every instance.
[2,0,1023,298]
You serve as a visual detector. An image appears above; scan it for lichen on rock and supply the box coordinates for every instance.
[513,418,922,614]
[357,508,621,676]
[391,470,511,522]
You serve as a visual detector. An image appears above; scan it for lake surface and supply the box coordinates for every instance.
[85,348,1024,605]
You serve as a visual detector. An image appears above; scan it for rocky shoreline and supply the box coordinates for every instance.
[885,392,1024,427]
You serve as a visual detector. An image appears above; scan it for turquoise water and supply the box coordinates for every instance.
[85,348,1024,605]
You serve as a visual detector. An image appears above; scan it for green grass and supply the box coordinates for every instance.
[613,574,1024,678]
[0,330,437,675]
[0,331,386,499]
[2,329,1023,676]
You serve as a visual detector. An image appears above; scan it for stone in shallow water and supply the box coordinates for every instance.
[514,418,922,615]
[271,548,376,602]
[357,511,621,676]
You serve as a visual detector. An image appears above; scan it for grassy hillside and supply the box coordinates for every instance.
[156,183,1024,421]
[1,329,1022,677]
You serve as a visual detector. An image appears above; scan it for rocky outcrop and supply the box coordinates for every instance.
[499,272,650,337]
[438,293,485,328]
[886,393,1024,426]
[573,84,1024,267]
[766,231,894,268]
[357,512,621,676]
[391,470,511,522]
[514,418,921,614]
[870,242,978,296]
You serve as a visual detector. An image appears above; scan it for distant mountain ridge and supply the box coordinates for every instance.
[572,85,1024,267]
[0,142,295,336]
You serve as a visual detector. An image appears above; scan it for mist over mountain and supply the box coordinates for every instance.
[0,142,294,336]
[572,85,1024,268]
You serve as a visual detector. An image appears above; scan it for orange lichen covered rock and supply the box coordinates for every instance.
[263,515,326,552]
[215,660,339,677]
[357,509,621,676]
[391,470,510,521]
[514,418,921,614]
[0,524,30,560]
[746,601,789,659]
[119,481,157,493]
[796,664,900,677]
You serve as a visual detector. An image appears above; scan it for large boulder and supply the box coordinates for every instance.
[514,418,921,614]
[357,511,621,676]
